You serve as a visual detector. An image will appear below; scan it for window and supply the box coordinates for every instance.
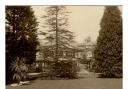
[87,51,92,58]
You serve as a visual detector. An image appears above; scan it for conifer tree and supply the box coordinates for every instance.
[6,6,38,83]
[93,6,122,78]
[42,6,74,61]
[41,6,78,78]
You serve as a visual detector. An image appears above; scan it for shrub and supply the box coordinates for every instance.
[111,62,122,78]
[98,62,122,78]
[54,59,79,79]
[99,71,115,78]
[10,57,28,83]
[40,57,79,79]
[28,63,36,73]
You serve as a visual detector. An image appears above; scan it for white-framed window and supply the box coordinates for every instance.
[87,51,92,58]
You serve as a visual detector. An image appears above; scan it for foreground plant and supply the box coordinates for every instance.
[10,57,28,84]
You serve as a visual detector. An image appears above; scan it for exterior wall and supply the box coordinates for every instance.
[76,40,96,70]
[36,42,95,71]
[42,48,77,59]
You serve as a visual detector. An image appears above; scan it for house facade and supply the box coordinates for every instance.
[36,38,96,71]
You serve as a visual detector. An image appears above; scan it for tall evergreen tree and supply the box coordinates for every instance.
[6,6,38,83]
[42,6,74,61]
[93,6,122,78]
[41,6,78,78]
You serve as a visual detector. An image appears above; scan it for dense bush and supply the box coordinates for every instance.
[28,63,36,73]
[98,62,122,78]
[53,59,79,79]
[41,57,79,79]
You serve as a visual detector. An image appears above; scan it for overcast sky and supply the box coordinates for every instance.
[32,6,105,43]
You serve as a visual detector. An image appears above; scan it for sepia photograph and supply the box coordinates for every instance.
[6,5,122,89]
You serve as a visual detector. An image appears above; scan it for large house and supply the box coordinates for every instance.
[36,38,96,70]
[35,44,82,69]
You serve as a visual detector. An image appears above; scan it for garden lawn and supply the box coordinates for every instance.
[6,78,122,89]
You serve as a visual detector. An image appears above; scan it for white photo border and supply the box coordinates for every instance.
[0,0,127,89]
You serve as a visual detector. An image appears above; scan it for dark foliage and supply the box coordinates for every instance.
[53,60,79,79]
[6,6,38,84]
[93,6,122,78]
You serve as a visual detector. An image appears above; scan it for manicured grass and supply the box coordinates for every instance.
[6,78,122,89]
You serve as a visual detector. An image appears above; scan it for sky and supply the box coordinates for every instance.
[32,6,105,43]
